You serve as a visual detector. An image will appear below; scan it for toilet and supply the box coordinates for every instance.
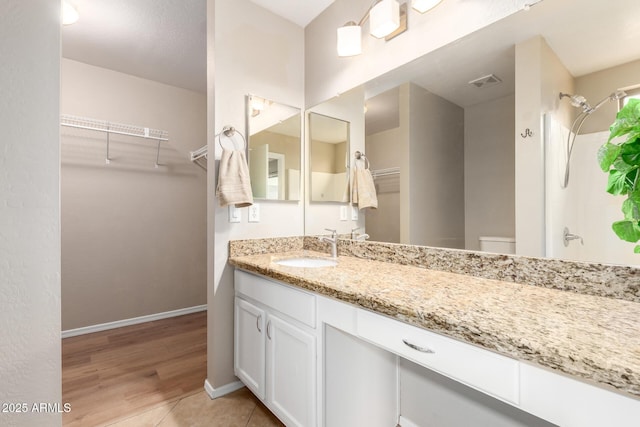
[479,236,516,254]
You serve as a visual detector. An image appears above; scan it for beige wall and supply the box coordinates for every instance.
[209,0,305,391]
[0,1,62,426]
[576,58,640,134]
[60,59,207,330]
[464,95,516,251]
[366,125,403,243]
[515,36,574,256]
[250,131,301,172]
[408,84,465,248]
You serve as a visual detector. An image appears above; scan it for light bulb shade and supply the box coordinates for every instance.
[63,1,79,25]
[337,25,362,57]
[370,0,400,38]
[411,0,444,13]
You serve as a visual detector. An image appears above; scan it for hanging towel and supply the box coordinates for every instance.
[216,148,254,207]
[351,159,378,210]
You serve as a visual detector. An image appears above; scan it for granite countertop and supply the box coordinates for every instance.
[229,250,640,399]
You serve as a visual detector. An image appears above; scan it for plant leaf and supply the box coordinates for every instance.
[621,137,640,165]
[612,158,637,174]
[597,142,620,171]
[609,99,640,142]
[607,170,630,195]
[635,245,640,254]
[622,198,640,220]
[612,220,640,243]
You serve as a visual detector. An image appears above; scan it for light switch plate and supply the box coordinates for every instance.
[228,205,241,223]
[351,205,359,221]
[340,205,348,221]
[248,204,260,223]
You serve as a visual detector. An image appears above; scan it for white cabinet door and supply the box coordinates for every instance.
[266,314,316,427]
[234,297,266,400]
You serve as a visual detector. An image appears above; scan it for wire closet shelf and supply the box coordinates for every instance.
[60,114,169,167]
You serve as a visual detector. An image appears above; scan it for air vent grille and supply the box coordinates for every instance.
[469,74,502,88]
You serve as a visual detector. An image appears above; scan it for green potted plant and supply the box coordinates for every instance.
[598,98,640,253]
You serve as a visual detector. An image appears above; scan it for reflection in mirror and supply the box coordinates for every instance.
[304,0,640,265]
[309,113,349,202]
[247,95,301,201]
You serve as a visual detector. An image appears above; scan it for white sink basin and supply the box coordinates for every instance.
[275,257,337,268]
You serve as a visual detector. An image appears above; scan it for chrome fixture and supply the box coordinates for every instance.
[321,228,338,258]
[351,228,370,241]
[337,0,409,57]
[558,90,627,188]
[563,227,583,247]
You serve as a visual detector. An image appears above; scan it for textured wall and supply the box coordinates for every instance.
[60,59,207,330]
[0,1,62,426]
[208,0,305,391]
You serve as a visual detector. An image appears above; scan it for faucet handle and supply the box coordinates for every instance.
[324,228,337,237]
[351,227,360,233]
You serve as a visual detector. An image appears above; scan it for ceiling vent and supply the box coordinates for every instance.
[468,74,502,88]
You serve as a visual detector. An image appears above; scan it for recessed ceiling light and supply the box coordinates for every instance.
[63,1,79,26]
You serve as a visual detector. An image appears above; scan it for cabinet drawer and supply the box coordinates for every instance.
[356,309,519,404]
[235,270,316,328]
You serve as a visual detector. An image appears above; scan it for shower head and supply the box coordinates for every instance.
[590,90,628,113]
[559,92,592,112]
[560,90,627,115]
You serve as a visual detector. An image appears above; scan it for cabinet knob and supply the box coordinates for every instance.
[402,339,435,354]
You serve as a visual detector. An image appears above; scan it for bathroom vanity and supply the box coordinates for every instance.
[230,245,640,427]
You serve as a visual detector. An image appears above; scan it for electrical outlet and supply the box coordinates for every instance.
[228,205,241,223]
[340,205,348,221]
[248,204,260,223]
[351,205,359,221]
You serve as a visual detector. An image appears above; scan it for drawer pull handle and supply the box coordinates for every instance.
[256,315,262,333]
[267,321,272,340]
[403,339,435,354]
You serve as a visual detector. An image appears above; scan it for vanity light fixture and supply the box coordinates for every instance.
[411,0,443,13]
[63,1,79,25]
[337,0,403,57]
[370,0,401,38]
[337,22,362,57]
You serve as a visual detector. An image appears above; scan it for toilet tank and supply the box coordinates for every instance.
[479,236,515,254]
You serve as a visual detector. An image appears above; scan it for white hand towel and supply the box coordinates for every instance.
[216,148,253,207]
[351,161,378,210]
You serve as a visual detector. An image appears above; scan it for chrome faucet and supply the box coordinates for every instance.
[351,227,370,241]
[563,227,583,247]
[321,228,338,258]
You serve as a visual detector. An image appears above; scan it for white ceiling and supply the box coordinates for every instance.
[62,0,206,93]
[62,0,640,101]
[249,0,334,27]
[61,0,333,93]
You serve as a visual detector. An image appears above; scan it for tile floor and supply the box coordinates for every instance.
[107,387,284,427]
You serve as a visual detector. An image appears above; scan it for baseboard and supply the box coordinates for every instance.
[398,415,421,427]
[61,305,207,338]
[204,379,245,399]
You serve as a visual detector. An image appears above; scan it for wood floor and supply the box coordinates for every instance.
[62,312,207,427]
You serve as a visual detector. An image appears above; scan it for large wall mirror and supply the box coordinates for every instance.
[247,95,301,201]
[309,112,350,202]
[304,0,640,266]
